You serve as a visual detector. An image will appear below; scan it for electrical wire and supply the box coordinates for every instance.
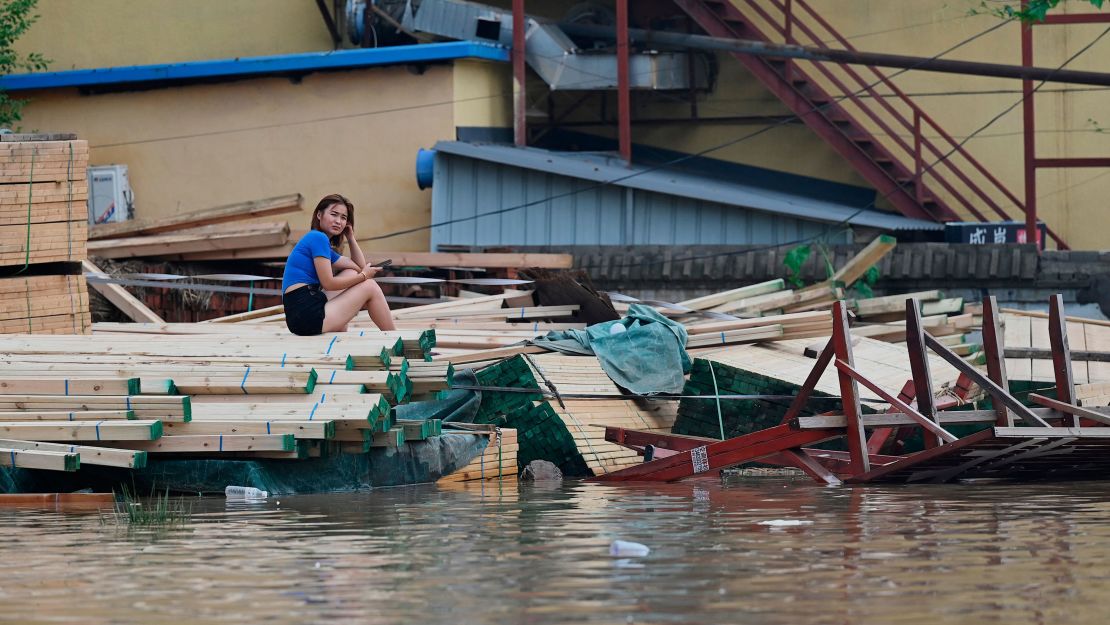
[570,23,1110,272]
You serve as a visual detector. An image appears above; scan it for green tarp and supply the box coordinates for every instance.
[530,303,692,395]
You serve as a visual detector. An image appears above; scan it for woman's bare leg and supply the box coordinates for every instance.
[322,279,395,332]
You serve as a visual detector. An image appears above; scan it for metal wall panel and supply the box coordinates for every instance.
[431,153,851,248]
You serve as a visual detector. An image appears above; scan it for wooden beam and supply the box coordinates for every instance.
[0,420,162,441]
[0,438,145,468]
[88,194,303,240]
[0,447,79,471]
[0,376,139,396]
[830,234,897,286]
[1028,393,1110,426]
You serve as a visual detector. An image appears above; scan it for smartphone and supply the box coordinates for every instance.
[372,259,393,268]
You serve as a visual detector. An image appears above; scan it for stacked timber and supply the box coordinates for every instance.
[0,134,91,334]
[437,427,518,483]
[0,329,455,475]
[1001,308,1110,389]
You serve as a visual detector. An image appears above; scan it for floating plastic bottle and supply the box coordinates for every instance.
[224,485,269,499]
[609,540,650,557]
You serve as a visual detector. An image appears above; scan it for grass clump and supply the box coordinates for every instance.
[102,484,193,528]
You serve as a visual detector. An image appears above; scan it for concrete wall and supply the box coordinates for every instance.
[16,0,333,70]
[18,67,454,249]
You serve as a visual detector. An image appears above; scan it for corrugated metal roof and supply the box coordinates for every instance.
[433,141,944,231]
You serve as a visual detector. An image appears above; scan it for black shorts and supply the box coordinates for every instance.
[284,284,327,336]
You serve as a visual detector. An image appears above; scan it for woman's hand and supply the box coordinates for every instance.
[360,264,381,280]
[343,225,357,242]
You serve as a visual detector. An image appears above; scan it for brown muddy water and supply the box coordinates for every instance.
[3,477,1110,625]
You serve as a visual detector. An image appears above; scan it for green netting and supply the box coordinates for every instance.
[0,434,489,496]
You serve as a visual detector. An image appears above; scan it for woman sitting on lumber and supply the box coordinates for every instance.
[282,194,396,335]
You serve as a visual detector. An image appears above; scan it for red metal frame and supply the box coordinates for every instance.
[616,0,632,163]
[675,0,1070,247]
[512,0,526,147]
[596,294,1100,484]
[1022,7,1110,249]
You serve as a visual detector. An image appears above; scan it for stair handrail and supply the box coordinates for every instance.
[778,0,1067,247]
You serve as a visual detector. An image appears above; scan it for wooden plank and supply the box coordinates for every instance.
[0,438,145,468]
[830,234,897,286]
[676,279,785,311]
[88,194,303,239]
[0,377,139,395]
[81,259,164,323]
[87,221,289,258]
[0,447,79,471]
[0,420,162,441]
[96,434,295,452]
[0,410,135,421]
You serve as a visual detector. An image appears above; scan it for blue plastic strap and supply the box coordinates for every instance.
[266,421,271,435]
[359,330,365,337]
[64,379,69,396]
[219,434,223,452]
[68,412,75,421]
[126,396,132,410]
[720,332,726,344]
[280,353,287,368]
[519,307,525,319]
[308,402,319,421]
[240,366,251,394]
[328,370,336,384]
[95,421,103,441]
[9,449,15,468]
[533,322,538,332]
[325,336,338,355]
[320,393,327,404]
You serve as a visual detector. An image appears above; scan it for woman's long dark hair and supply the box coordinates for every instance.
[310,193,355,252]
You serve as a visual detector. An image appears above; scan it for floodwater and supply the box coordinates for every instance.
[3,477,1110,625]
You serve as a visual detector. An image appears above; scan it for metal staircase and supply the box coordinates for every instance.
[675,0,1067,247]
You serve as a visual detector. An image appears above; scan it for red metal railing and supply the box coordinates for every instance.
[689,0,1068,248]
[774,0,1068,248]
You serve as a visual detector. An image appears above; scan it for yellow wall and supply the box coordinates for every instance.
[17,0,333,70]
[453,59,513,129]
[19,67,455,250]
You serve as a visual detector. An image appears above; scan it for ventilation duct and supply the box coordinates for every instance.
[402,0,707,91]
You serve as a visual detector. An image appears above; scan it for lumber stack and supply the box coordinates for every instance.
[0,135,91,334]
[0,135,88,266]
[1002,309,1110,386]
[437,427,518,482]
[0,327,465,476]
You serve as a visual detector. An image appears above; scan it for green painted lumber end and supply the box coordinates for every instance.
[124,410,136,420]
[126,378,141,395]
[304,369,319,395]
[392,338,405,357]
[148,421,164,440]
[131,450,148,469]
[280,433,296,451]
[181,396,191,420]
[65,453,80,471]
[323,421,337,439]
[344,355,355,370]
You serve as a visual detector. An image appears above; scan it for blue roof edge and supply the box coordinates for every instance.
[0,41,509,91]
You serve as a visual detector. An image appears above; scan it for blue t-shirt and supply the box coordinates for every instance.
[282,230,341,291]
